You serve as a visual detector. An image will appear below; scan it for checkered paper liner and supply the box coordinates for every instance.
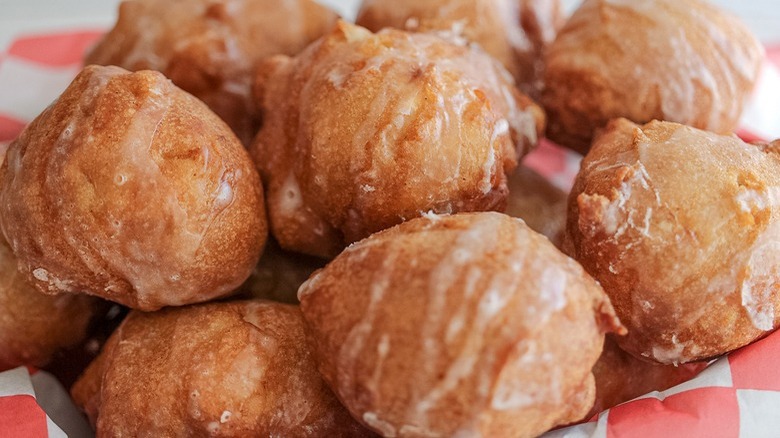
[0,367,91,438]
[0,30,779,438]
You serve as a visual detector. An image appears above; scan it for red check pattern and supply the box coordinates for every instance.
[606,387,741,438]
[0,395,49,438]
[6,31,104,67]
[0,367,70,438]
[0,30,779,438]
[546,330,780,437]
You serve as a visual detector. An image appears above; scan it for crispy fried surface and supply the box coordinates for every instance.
[567,119,780,364]
[0,65,266,311]
[299,212,623,437]
[252,21,544,258]
[71,301,369,437]
[543,0,763,153]
[356,0,563,98]
[0,243,102,370]
[86,0,338,144]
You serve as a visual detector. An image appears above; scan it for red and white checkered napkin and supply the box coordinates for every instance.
[0,30,779,438]
[0,367,91,438]
[547,329,780,438]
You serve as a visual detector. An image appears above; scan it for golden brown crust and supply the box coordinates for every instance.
[70,330,119,427]
[252,21,545,258]
[71,301,369,437]
[505,165,568,248]
[0,65,267,311]
[567,119,780,364]
[299,212,623,437]
[356,0,564,99]
[543,0,764,153]
[86,0,339,144]
[588,335,707,417]
[0,243,103,370]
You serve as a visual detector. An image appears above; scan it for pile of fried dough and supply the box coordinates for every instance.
[0,0,774,436]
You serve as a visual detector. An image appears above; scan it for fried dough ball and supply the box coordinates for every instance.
[356,0,563,98]
[71,301,368,437]
[543,0,764,153]
[505,165,567,248]
[567,119,780,364]
[253,21,545,258]
[587,335,707,418]
[0,242,104,371]
[86,0,339,144]
[0,65,266,311]
[299,212,624,437]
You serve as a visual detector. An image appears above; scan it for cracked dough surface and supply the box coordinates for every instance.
[86,0,338,144]
[567,118,780,364]
[0,65,266,311]
[71,300,369,437]
[299,212,623,437]
[543,0,763,153]
[252,21,544,257]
